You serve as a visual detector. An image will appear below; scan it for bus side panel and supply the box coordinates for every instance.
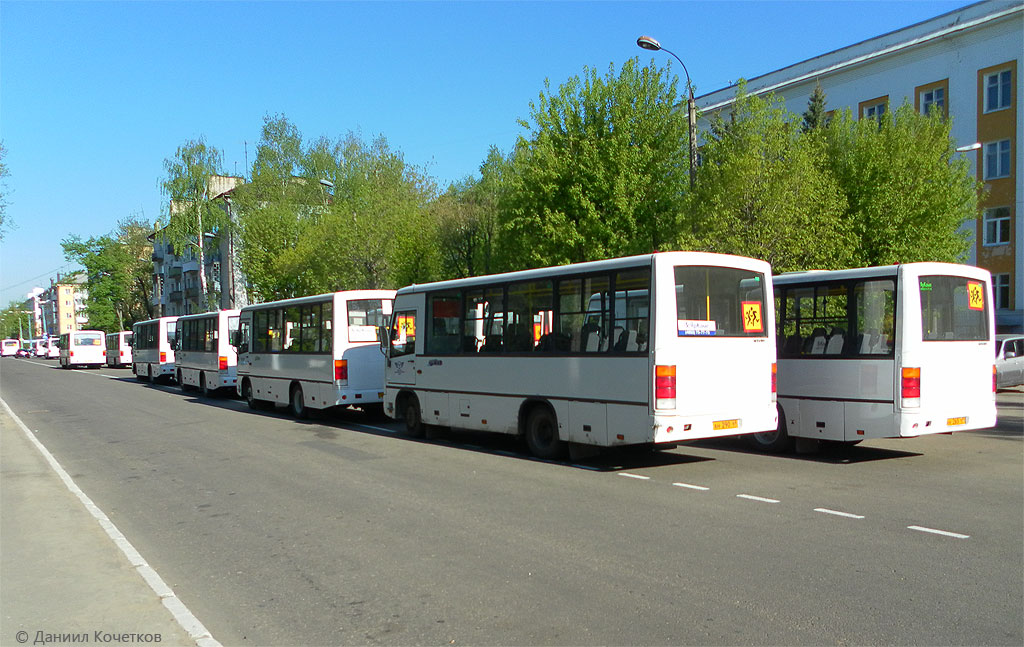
[423,391,451,426]
[844,402,897,441]
[569,401,608,446]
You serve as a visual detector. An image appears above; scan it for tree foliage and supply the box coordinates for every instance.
[61,215,154,331]
[234,115,437,300]
[687,84,852,272]
[821,104,975,265]
[160,138,227,309]
[497,58,690,270]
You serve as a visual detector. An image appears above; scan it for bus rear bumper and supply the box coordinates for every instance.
[652,407,778,443]
[898,406,998,437]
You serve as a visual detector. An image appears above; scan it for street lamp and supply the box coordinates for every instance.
[637,35,698,189]
[955,142,982,153]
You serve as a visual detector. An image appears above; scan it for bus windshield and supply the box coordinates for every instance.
[675,266,767,337]
[919,275,989,341]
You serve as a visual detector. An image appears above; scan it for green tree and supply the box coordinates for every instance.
[687,84,852,272]
[430,147,510,279]
[234,116,436,299]
[160,138,227,310]
[61,215,154,331]
[801,82,829,132]
[0,302,33,339]
[498,58,690,271]
[822,104,975,265]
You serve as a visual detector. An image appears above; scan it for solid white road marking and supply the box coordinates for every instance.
[737,494,780,503]
[619,473,651,480]
[908,525,970,539]
[0,397,222,647]
[814,507,865,519]
[673,482,710,491]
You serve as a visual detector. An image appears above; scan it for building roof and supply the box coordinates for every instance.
[697,0,1023,111]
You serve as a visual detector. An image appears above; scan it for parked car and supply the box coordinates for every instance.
[15,346,31,358]
[995,334,1024,388]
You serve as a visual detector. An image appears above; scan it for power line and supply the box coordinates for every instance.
[1,263,79,292]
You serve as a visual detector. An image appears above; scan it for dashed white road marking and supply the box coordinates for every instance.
[619,473,651,480]
[1,397,221,646]
[737,494,780,503]
[673,482,710,491]
[815,507,865,519]
[908,525,970,539]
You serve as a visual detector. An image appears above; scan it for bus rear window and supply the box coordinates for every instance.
[919,275,989,341]
[75,334,102,346]
[675,266,767,337]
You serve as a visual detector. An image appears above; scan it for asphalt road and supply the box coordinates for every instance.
[1,357,1021,646]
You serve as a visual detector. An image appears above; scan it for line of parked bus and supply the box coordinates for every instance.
[41,252,1000,459]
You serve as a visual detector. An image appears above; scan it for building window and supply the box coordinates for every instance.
[984,207,1011,246]
[862,102,886,120]
[993,274,1011,310]
[916,80,948,118]
[984,140,1011,180]
[985,69,1012,113]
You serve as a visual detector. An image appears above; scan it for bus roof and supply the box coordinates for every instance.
[773,262,990,286]
[239,289,396,313]
[395,251,771,296]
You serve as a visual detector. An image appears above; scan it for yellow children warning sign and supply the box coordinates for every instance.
[741,301,763,333]
[967,281,984,311]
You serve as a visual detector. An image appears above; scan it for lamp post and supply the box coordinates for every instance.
[637,35,698,190]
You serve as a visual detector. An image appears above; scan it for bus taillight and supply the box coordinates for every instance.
[901,367,921,408]
[160,352,166,363]
[771,363,777,402]
[335,359,348,381]
[993,365,998,395]
[655,365,676,409]
[219,356,228,371]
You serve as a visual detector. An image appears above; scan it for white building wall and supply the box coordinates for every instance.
[696,0,1023,331]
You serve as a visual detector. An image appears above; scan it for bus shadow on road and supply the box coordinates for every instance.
[688,437,923,464]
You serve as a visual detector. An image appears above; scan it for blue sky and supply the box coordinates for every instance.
[0,0,970,307]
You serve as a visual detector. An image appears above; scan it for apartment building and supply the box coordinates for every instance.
[150,175,245,316]
[31,272,89,336]
[696,0,1023,332]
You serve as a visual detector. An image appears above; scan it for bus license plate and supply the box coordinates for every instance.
[713,419,739,431]
[947,417,967,426]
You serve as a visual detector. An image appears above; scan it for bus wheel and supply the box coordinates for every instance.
[746,406,794,453]
[402,394,425,438]
[148,365,155,382]
[243,380,260,410]
[526,406,564,460]
[200,374,213,398]
[178,370,190,392]
[289,384,307,419]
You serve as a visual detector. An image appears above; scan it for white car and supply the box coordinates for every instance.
[995,334,1024,388]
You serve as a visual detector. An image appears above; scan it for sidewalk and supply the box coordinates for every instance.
[0,406,203,647]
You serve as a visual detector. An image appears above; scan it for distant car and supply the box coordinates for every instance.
[15,347,31,358]
[995,334,1024,388]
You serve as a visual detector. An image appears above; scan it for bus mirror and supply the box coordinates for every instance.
[377,326,388,354]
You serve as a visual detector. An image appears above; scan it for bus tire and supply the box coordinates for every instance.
[525,405,564,460]
[289,384,307,419]
[200,373,213,398]
[243,380,262,410]
[148,365,155,383]
[746,405,794,453]
[401,393,425,438]
[178,370,191,392]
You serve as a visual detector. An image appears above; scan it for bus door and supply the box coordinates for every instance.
[388,309,418,385]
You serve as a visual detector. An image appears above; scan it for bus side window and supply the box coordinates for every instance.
[237,321,250,354]
[390,311,416,358]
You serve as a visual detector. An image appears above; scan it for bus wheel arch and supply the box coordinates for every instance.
[522,400,565,460]
[746,402,794,453]
[242,378,261,410]
[398,391,425,438]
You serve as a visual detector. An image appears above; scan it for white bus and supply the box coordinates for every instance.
[1,339,18,357]
[383,252,778,459]
[752,262,998,452]
[58,330,106,369]
[105,331,133,368]
[132,316,178,382]
[175,309,240,397]
[236,290,395,418]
